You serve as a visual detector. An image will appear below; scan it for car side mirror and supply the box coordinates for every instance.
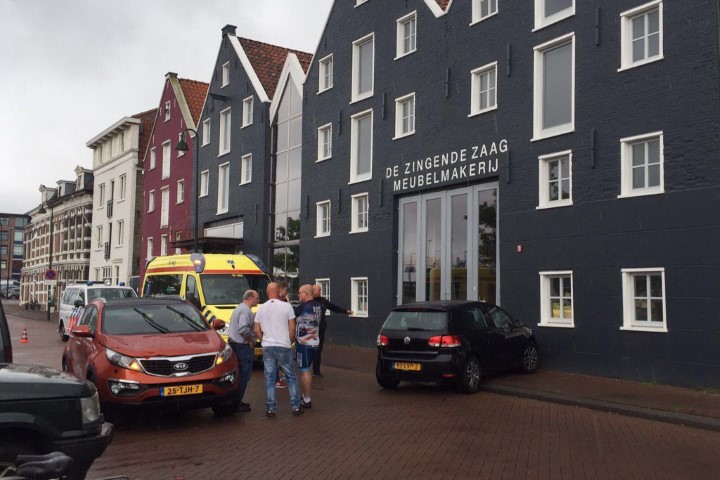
[74,300,84,308]
[211,319,226,330]
[71,325,93,338]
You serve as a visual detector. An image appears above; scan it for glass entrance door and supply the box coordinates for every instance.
[398,184,498,304]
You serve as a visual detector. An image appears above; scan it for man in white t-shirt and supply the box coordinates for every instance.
[254,282,303,417]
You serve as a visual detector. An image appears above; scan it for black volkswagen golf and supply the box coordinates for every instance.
[376,301,539,393]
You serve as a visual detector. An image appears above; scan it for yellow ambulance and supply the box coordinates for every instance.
[142,253,271,360]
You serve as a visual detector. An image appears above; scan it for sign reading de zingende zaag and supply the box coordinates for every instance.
[385,139,508,192]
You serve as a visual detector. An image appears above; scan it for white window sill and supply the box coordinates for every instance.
[216,210,229,216]
[316,156,331,163]
[348,177,372,185]
[199,194,208,198]
[532,10,575,32]
[536,200,573,210]
[618,56,664,72]
[350,313,368,318]
[176,200,184,205]
[315,233,330,238]
[201,142,209,148]
[537,322,575,329]
[239,181,251,186]
[620,325,668,333]
[317,86,333,95]
[241,123,252,129]
[393,131,415,140]
[468,106,497,118]
[147,210,155,214]
[469,12,498,27]
[394,50,416,61]
[531,125,574,142]
[617,188,664,199]
[218,151,230,158]
[178,152,185,157]
[349,228,368,234]
[350,93,373,105]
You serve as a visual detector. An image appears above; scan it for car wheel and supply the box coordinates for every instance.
[458,356,482,394]
[522,342,539,374]
[375,364,399,390]
[59,322,68,342]
[212,400,239,417]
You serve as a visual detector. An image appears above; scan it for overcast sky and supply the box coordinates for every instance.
[0,0,333,214]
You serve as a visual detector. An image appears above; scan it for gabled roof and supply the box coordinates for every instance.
[237,37,312,100]
[178,78,209,124]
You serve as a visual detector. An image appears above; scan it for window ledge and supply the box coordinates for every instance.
[350,93,373,105]
[531,126,574,142]
[201,142,209,148]
[538,322,575,329]
[350,313,368,318]
[620,326,668,333]
[216,210,229,216]
[536,200,573,210]
[218,150,230,158]
[469,12,498,27]
[316,156,331,163]
[241,123,252,129]
[468,106,497,118]
[314,233,330,239]
[239,181,251,186]
[394,50,416,61]
[392,131,415,141]
[618,56,664,72]
[348,177,372,185]
[317,86,333,95]
[617,189,664,199]
[349,229,368,234]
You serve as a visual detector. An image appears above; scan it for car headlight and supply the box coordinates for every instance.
[80,392,101,424]
[105,347,142,371]
[216,343,233,365]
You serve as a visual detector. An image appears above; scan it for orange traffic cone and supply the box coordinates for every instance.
[20,327,29,344]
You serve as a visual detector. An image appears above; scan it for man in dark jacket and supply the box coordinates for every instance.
[311,284,352,377]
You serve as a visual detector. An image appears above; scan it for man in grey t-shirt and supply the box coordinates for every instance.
[228,289,259,412]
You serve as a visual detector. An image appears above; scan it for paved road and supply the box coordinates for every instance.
[5,302,720,480]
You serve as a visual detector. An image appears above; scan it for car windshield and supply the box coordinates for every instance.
[382,310,448,331]
[200,274,269,305]
[101,303,208,335]
[88,288,137,301]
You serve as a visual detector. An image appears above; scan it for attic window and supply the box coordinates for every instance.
[164,101,171,121]
[222,62,230,87]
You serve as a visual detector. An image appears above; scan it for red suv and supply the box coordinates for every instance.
[62,297,239,416]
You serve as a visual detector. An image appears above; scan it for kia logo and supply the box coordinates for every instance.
[404,337,411,345]
[174,362,189,371]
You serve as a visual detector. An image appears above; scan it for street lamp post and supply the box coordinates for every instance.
[175,129,199,253]
[37,202,54,322]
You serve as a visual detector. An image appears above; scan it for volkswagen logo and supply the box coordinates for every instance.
[174,362,189,371]
[403,337,411,345]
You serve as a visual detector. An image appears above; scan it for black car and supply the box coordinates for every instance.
[376,301,539,393]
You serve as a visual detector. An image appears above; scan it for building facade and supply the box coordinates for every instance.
[86,109,156,286]
[194,25,310,289]
[139,73,208,282]
[1,212,30,297]
[299,0,720,387]
[20,167,94,307]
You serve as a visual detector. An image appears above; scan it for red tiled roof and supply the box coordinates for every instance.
[435,0,451,10]
[133,108,158,163]
[178,78,209,124]
[238,38,312,99]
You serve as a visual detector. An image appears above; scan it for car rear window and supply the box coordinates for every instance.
[88,288,137,301]
[382,310,448,331]
[102,303,209,335]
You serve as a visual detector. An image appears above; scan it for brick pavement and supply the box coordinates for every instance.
[4,299,720,479]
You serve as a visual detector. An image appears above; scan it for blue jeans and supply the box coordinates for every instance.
[263,346,300,411]
[230,343,253,404]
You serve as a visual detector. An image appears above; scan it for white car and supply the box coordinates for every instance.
[58,282,137,341]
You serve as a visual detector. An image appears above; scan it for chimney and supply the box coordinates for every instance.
[221,25,237,37]
[165,72,178,80]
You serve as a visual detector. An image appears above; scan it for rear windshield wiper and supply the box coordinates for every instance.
[133,308,169,333]
[166,306,203,331]
[406,327,430,331]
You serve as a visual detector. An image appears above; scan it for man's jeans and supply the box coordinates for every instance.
[263,346,300,411]
[230,343,253,404]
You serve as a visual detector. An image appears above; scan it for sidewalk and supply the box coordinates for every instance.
[5,299,720,433]
[321,343,720,433]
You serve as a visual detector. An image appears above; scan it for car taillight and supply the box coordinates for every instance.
[428,335,461,348]
[377,334,389,347]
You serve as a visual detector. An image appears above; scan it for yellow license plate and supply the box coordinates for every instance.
[254,348,263,356]
[161,385,203,396]
[393,362,421,371]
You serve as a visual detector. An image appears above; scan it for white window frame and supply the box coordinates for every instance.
[201,119,210,146]
[471,0,498,25]
[317,123,333,161]
[539,271,574,328]
[97,225,103,249]
[533,33,575,141]
[164,101,171,121]
[149,148,156,169]
[221,61,230,87]
[240,153,252,185]
[394,93,415,139]
[315,278,331,313]
[619,1,663,71]
[119,174,126,201]
[161,141,171,179]
[351,277,369,317]
[537,150,573,209]
[146,237,153,259]
[318,54,334,93]
[160,234,168,256]
[200,170,209,197]
[350,109,373,184]
[534,0,575,31]
[352,33,375,103]
[350,193,369,233]
[355,0,368,6]
[117,220,124,246]
[470,61,498,117]
[148,190,155,212]
[242,96,254,128]
[217,162,230,214]
[176,180,185,204]
[396,11,417,59]
[160,187,169,228]
[219,107,231,156]
[316,200,331,237]
[618,131,664,198]
[621,268,667,332]
[98,184,105,206]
